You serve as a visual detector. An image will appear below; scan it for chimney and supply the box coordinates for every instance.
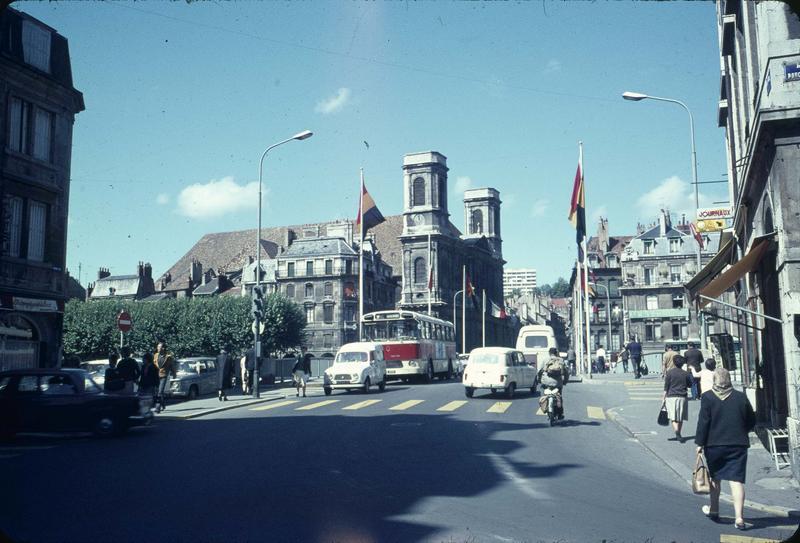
[658,209,671,237]
[681,213,686,226]
[98,267,111,280]
[86,282,94,300]
[138,261,144,278]
[144,263,152,279]
[597,217,609,254]
[189,259,202,286]
[284,229,295,248]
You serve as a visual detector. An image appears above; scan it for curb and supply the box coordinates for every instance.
[156,393,287,420]
[605,407,799,519]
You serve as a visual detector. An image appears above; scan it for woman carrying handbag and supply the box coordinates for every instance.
[694,368,756,531]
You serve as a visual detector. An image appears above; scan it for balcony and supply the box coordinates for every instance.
[628,308,689,320]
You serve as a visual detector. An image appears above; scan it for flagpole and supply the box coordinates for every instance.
[574,260,582,376]
[462,265,466,354]
[359,168,365,342]
[579,142,592,379]
[427,233,433,316]
[482,290,486,347]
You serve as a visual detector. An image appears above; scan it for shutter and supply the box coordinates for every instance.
[9,98,22,152]
[27,201,46,262]
[4,197,23,257]
[33,108,52,162]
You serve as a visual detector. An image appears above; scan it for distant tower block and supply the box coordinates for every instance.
[463,187,502,259]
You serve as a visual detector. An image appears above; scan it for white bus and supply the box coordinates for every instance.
[362,310,457,382]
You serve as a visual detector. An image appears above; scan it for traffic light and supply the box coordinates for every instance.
[251,286,265,321]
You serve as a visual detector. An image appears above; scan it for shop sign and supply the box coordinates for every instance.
[697,206,733,220]
[13,297,58,312]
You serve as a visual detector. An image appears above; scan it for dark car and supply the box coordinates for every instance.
[0,368,153,439]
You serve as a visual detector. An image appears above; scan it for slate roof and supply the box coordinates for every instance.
[193,277,222,296]
[91,275,141,298]
[282,237,357,258]
[140,293,171,302]
[638,225,684,239]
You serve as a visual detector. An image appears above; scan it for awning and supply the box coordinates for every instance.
[698,234,773,308]
[685,231,735,299]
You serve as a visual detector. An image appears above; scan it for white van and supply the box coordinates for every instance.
[323,342,387,395]
[515,324,557,374]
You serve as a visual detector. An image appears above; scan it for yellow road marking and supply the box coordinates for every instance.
[295,399,340,411]
[389,400,425,411]
[437,400,468,412]
[343,399,382,411]
[250,400,299,411]
[587,406,606,419]
[719,534,780,543]
[487,401,512,413]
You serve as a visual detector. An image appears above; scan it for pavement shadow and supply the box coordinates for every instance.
[557,419,602,428]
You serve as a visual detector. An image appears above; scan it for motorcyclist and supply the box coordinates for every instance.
[539,347,568,419]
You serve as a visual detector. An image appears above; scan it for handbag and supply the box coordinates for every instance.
[657,402,669,426]
[692,452,711,494]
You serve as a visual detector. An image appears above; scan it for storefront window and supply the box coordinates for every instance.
[0,314,39,371]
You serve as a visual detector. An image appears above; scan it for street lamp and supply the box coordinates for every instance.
[252,130,313,398]
[622,91,705,347]
[453,290,463,353]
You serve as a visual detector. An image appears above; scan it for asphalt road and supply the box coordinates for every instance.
[1,379,796,543]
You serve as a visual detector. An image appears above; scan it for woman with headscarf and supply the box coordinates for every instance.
[694,367,756,531]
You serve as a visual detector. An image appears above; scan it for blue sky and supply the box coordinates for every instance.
[20,1,730,286]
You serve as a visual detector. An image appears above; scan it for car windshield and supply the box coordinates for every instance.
[469,352,504,365]
[364,320,419,341]
[81,362,108,373]
[524,335,549,348]
[335,351,368,363]
[176,361,201,374]
[84,375,102,392]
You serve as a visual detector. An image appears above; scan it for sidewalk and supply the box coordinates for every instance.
[154,389,287,420]
[585,372,800,518]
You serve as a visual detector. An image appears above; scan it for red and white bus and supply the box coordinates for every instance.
[362,310,457,382]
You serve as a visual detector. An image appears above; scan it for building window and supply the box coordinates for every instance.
[673,295,684,309]
[27,201,46,262]
[645,323,660,342]
[8,98,54,163]
[325,259,333,275]
[306,261,314,276]
[412,177,425,206]
[33,108,53,162]
[606,255,618,267]
[323,333,333,349]
[681,323,688,339]
[345,260,352,275]
[304,283,314,299]
[285,284,295,298]
[344,281,355,299]
[670,265,682,284]
[414,257,426,284]
[305,306,315,323]
[9,98,30,154]
[646,295,658,310]
[323,304,334,323]
[470,209,483,235]
[672,323,680,340]
[345,305,356,323]
[669,238,681,254]
[643,240,654,255]
[438,176,446,208]
[2,196,23,258]
[22,21,51,73]
[324,282,333,297]
[643,268,652,286]
[287,262,295,277]
[608,279,619,297]
[597,306,607,322]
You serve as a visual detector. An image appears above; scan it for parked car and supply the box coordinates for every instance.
[323,342,387,395]
[168,357,218,400]
[455,353,469,378]
[462,347,537,399]
[79,359,109,387]
[0,368,152,439]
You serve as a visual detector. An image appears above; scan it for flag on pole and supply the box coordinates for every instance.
[690,222,705,249]
[568,158,586,260]
[490,300,507,319]
[356,183,386,232]
[466,273,478,308]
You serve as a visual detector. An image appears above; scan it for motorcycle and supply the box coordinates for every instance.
[538,372,563,426]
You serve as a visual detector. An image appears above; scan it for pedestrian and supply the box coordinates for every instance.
[244,347,256,394]
[103,353,124,392]
[627,337,643,378]
[620,347,630,374]
[695,367,756,531]
[662,345,678,377]
[661,355,693,443]
[116,346,140,394]
[566,347,576,376]
[216,347,233,401]
[595,345,606,374]
[154,341,176,413]
[691,358,716,396]
[292,346,312,397]
[240,352,249,395]
[610,350,618,373]
[684,342,704,400]
[138,352,159,403]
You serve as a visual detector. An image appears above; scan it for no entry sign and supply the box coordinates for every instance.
[117,310,132,333]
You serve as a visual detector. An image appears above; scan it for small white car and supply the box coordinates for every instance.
[463,347,537,399]
[323,342,387,395]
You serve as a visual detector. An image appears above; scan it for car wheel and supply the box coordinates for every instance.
[505,382,516,399]
[187,385,199,401]
[445,361,453,380]
[324,387,332,396]
[465,387,474,398]
[362,378,371,394]
[93,416,117,437]
[378,379,386,392]
[425,361,434,383]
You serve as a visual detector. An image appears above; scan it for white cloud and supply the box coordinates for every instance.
[544,59,562,74]
[635,176,709,222]
[156,193,170,205]
[177,176,261,219]
[315,87,352,115]
[453,176,473,195]
[531,199,550,217]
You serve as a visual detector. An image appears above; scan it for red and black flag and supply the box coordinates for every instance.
[356,182,386,233]
[568,155,586,260]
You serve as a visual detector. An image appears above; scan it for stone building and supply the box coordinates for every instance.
[0,8,84,370]
[703,0,800,476]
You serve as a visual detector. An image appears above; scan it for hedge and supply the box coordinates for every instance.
[63,294,306,360]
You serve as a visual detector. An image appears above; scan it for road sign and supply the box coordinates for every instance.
[251,320,266,334]
[117,310,132,333]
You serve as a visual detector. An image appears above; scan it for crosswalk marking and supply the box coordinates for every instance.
[587,406,606,419]
[719,534,780,543]
[437,400,468,412]
[487,401,512,413]
[343,399,382,411]
[296,399,340,411]
[250,400,299,411]
[389,400,424,411]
